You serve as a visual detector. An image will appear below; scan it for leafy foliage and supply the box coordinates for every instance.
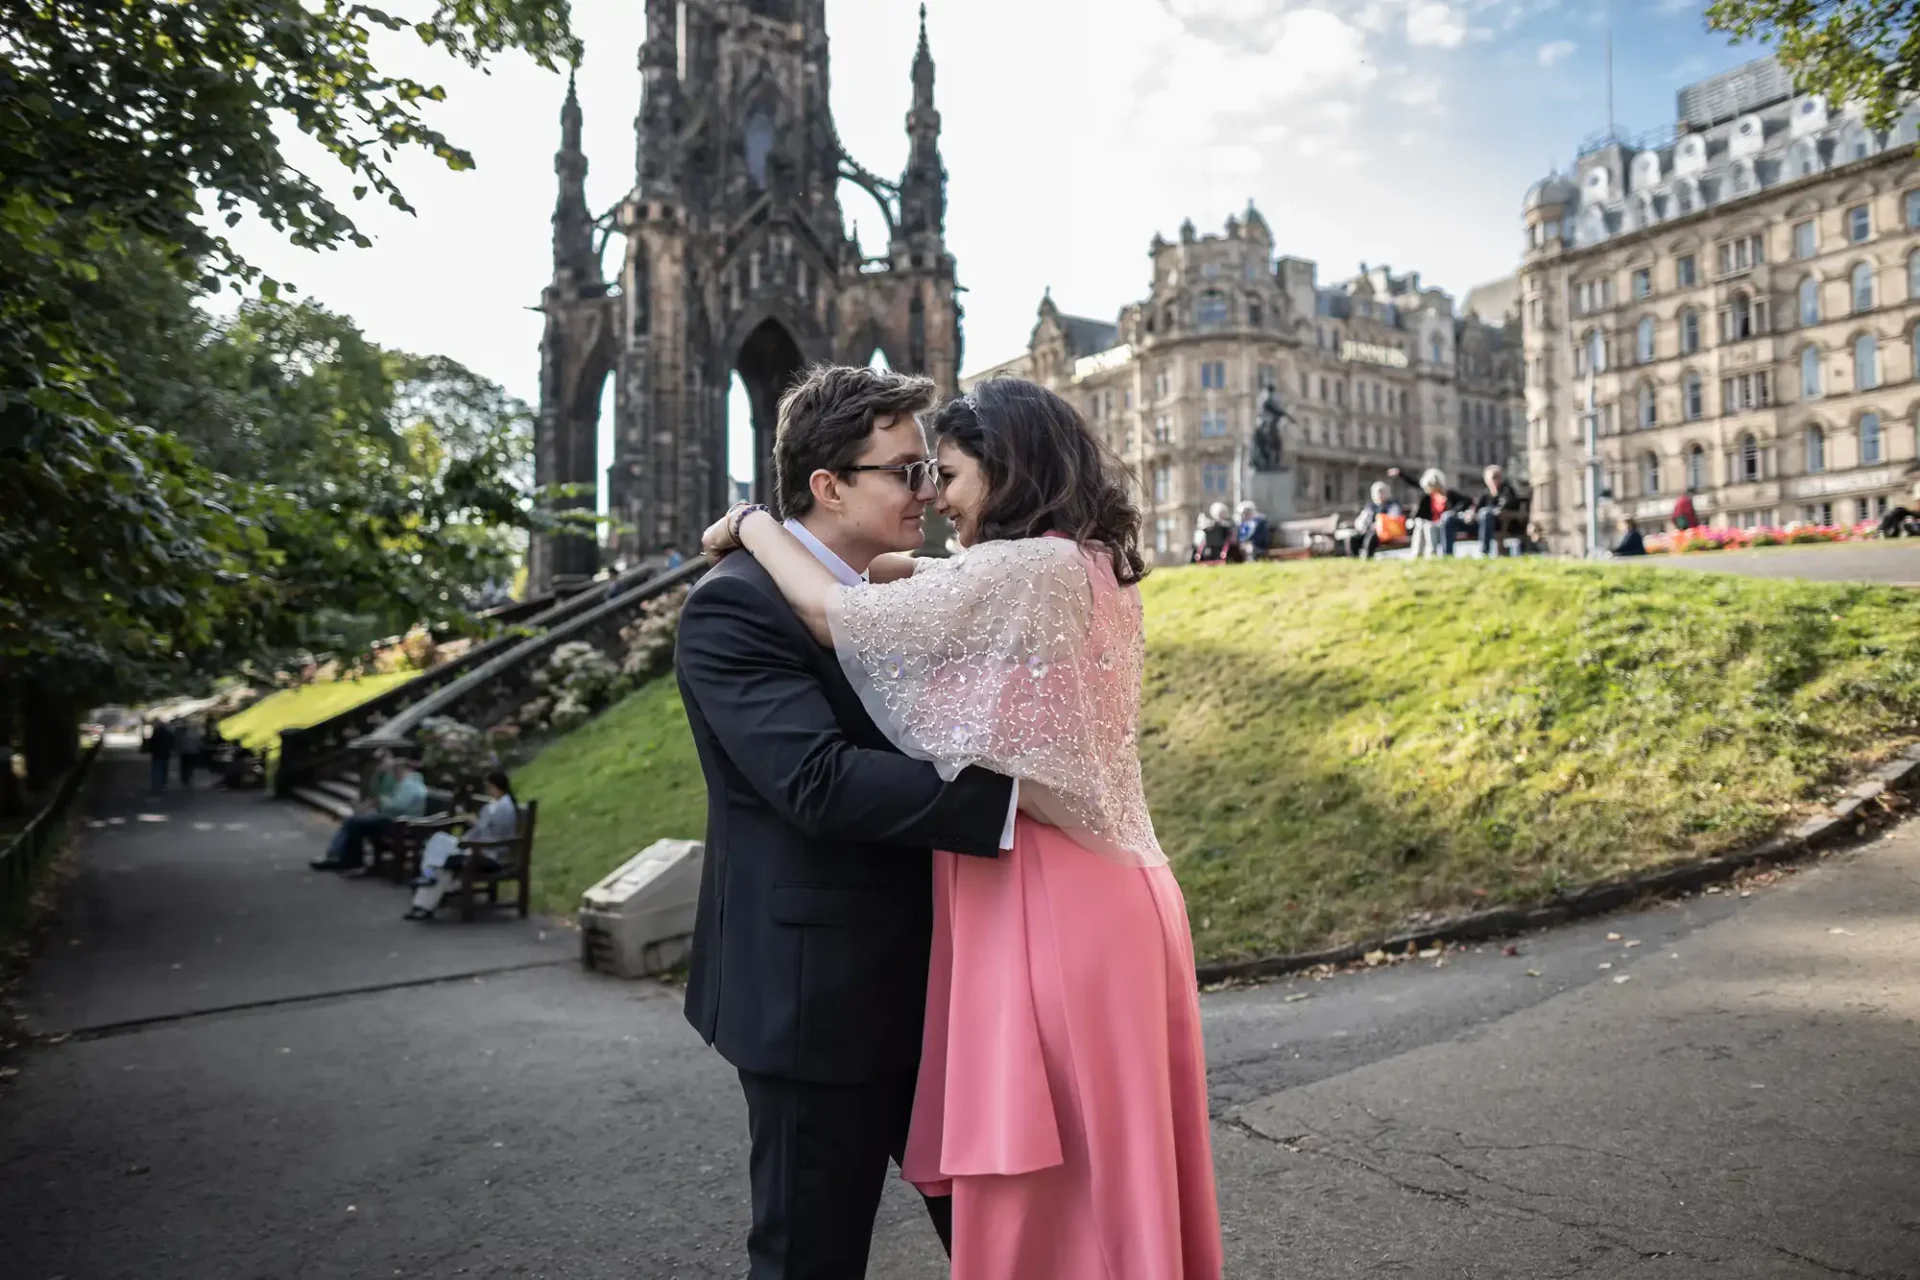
[0,0,575,762]
[1707,0,1920,130]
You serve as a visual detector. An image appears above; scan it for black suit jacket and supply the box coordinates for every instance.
[675,553,1014,1083]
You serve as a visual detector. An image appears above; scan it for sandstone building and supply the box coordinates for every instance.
[532,1,959,590]
[970,211,1523,561]
[1521,56,1920,553]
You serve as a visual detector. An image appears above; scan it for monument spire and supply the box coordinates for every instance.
[551,69,599,286]
[899,3,946,243]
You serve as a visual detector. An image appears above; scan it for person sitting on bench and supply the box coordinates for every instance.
[405,770,520,921]
[310,753,426,871]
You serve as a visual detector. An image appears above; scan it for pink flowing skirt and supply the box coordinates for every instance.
[904,816,1222,1278]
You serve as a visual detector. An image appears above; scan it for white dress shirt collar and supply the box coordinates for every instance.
[784,517,865,586]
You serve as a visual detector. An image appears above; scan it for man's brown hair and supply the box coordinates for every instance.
[773,364,937,519]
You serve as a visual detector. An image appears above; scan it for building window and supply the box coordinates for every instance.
[1723,291,1766,340]
[1740,433,1760,482]
[1430,335,1445,364]
[1853,262,1874,313]
[1680,308,1701,354]
[1722,371,1773,412]
[1642,452,1661,496]
[1154,515,1174,555]
[1908,190,1920,229]
[1632,268,1651,299]
[1154,414,1172,443]
[1855,334,1879,389]
[1636,316,1655,363]
[1202,462,1230,494]
[1716,234,1764,274]
[1196,292,1229,328]
[1638,382,1656,429]
[1793,220,1816,259]
[1199,409,1230,437]
[1153,371,1168,399]
[1805,424,1826,474]
[1684,372,1703,421]
[1800,276,1820,325]
[1677,254,1697,287]
[1848,205,1871,242]
[1248,302,1263,328]
[1861,412,1883,464]
[1802,345,1822,399]
[1687,444,1707,491]
[1200,360,1226,389]
[1298,370,1308,397]
[1152,464,1170,502]
[1318,376,1329,401]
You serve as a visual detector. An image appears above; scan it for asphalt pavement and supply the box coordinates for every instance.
[2,751,1914,1279]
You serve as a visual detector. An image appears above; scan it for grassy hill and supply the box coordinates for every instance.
[517,560,1920,964]
[219,671,418,757]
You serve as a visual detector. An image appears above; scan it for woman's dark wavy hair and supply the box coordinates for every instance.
[930,377,1148,585]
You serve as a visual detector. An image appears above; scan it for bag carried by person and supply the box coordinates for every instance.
[1377,513,1408,542]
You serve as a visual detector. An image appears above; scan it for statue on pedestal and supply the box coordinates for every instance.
[1251,381,1292,472]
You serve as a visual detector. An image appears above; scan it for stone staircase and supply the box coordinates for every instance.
[288,769,361,823]
[277,559,705,821]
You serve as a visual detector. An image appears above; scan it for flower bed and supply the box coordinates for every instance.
[1644,520,1880,555]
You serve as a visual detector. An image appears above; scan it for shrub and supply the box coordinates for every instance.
[620,586,688,681]
[419,716,496,791]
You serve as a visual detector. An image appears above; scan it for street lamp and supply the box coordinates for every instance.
[1583,329,1603,557]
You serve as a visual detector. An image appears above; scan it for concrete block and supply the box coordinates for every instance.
[1873,759,1920,790]
[1793,816,1842,848]
[579,839,704,978]
[1830,797,1867,824]
[1851,779,1887,803]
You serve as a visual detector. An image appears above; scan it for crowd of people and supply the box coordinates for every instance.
[1331,464,1532,560]
[139,716,262,792]
[1188,501,1272,563]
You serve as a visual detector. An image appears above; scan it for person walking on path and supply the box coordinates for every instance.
[175,719,204,789]
[142,719,175,793]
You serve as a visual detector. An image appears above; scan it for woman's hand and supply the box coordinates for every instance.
[702,506,745,562]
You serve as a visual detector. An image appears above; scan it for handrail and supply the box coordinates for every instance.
[274,559,685,795]
[1,738,102,914]
[355,559,709,753]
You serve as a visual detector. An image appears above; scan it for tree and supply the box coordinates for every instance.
[1,0,575,781]
[1707,0,1920,130]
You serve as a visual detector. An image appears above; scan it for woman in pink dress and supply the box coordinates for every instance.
[703,375,1221,1278]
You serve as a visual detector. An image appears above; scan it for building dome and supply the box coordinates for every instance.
[1524,176,1577,213]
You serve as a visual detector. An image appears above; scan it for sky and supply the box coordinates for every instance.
[220,0,1774,494]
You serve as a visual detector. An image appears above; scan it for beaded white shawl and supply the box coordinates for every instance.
[825,535,1165,868]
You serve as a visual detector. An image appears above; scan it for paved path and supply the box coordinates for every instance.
[2,752,1916,1278]
[1632,539,1920,585]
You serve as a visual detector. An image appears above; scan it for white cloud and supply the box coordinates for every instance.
[1393,76,1446,108]
[1406,0,1468,47]
[1537,38,1576,66]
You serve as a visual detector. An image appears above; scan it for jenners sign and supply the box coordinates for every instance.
[1340,340,1408,369]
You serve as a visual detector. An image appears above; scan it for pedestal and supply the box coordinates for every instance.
[1246,468,1298,523]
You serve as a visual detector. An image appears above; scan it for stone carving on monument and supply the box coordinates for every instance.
[531,3,961,593]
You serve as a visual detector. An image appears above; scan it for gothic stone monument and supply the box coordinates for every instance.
[533,1,961,592]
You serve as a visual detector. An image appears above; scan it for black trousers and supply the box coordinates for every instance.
[736,1067,950,1279]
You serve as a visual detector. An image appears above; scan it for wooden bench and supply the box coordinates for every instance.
[368,787,466,884]
[435,800,538,922]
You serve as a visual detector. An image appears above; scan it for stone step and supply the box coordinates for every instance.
[314,777,359,806]
[290,786,355,823]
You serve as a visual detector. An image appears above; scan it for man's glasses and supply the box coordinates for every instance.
[841,460,939,493]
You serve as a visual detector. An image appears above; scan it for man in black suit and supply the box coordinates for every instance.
[675,365,1017,1280]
